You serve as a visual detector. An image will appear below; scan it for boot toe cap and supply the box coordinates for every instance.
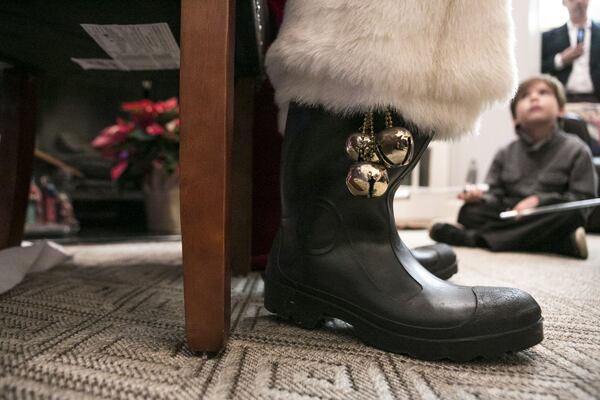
[469,286,542,334]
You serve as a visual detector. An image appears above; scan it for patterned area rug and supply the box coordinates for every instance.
[1,233,599,399]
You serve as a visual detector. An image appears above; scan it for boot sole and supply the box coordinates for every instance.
[264,277,543,361]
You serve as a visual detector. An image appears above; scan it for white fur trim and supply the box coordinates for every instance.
[266,0,516,140]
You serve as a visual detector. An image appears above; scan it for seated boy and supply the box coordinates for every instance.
[430,75,598,259]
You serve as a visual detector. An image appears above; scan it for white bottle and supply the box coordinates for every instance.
[466,159,478,185]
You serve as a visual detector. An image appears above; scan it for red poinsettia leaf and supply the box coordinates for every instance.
[154,97,179,114]
[111,160,129,181]
[92,119,135,148]
[91,133,112,148]
[121,99,154,114]
[146,123,165,136]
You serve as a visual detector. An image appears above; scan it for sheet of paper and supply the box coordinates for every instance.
[74,23,180,71]
[71,58,120,70]
[0,240,70,294]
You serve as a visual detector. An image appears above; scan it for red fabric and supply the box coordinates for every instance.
[268,0,286,29]
[251,80,282,269]
[250,0,287,269]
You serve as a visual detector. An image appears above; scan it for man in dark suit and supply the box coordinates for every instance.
[542,0,600,102]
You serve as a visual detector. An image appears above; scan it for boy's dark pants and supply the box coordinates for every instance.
[458,202,587,252]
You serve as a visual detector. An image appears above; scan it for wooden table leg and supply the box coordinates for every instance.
[0,68,36,251]
[179,0,235,352]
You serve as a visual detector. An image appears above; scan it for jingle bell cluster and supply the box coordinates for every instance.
[345,110,414,198]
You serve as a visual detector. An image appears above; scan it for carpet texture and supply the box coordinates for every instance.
[0,233,599,399]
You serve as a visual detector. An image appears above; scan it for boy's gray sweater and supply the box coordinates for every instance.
[484,129,598,209]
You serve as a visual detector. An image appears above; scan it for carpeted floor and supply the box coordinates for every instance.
[0,231,599,399]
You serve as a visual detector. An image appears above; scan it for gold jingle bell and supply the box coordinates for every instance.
[346,162,389,198]
[345,133,379,162]
[376,127,414,167]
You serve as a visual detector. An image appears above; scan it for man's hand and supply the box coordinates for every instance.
[560,45,584,65]
[512,195,540,213]
[458,186,483,203]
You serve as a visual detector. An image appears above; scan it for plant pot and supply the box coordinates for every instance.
[143,168,181,235]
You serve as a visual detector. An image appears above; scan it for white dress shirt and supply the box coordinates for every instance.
[554,19,594,94]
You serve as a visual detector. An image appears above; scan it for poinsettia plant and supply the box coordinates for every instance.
[92,97,180,184]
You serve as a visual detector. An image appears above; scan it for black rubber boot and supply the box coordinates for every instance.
[265,104,543,361]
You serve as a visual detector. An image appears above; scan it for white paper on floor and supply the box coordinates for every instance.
[0,240,70,294]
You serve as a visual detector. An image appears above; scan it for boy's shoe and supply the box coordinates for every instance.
[539,226,587,259]
[567,226,588,260]
[429,223,479,247]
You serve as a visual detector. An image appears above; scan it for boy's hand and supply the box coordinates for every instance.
[458,185,483,203]
[512,195,540,213]
[561,45,584,65]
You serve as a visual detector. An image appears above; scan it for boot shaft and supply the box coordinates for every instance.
[271,103,435,296]
[280,104,431,245]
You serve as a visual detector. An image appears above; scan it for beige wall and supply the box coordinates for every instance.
[430,0,542,187]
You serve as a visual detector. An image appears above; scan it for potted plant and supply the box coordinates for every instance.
[92,97,181,234]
